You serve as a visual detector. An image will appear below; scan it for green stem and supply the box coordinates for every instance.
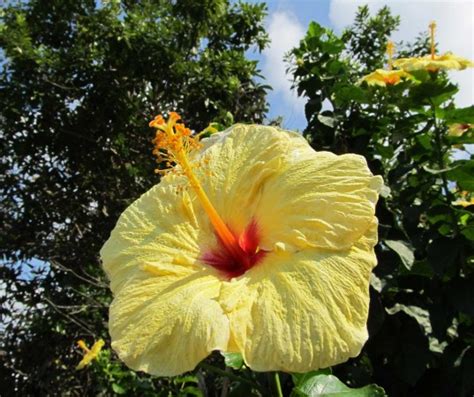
[274,372,284,397]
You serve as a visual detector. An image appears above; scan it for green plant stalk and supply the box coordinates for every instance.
[274,372,284,397]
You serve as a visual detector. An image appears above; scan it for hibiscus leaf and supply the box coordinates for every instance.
[385,240,415,270]
[440,105,474,124]
[292,368,332,386]
[291,373,386,396]
[221,352,244,369]
[111,383,126,395]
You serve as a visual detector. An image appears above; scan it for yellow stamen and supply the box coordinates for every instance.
[76,339,105,370]
[429,21,436,60]
[150,113,240,256]
[386,41,394,70]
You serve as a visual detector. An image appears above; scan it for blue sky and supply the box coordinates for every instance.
[250,0,474,131]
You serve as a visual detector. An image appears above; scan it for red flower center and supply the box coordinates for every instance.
[201,219,267,279]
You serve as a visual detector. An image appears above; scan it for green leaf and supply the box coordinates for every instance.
[179,386,203,397]
[385,240,415,270]
[447,160,474,191]
[461,226,474,241]
[173,375,199,384]
[112,383,126,395]
[307,21,324,38]
[334,84,368,105]
[441,105,474,124]
[291,373,386,397]
[292,369,332,386]
[409,81,458,106]
[318,115,336,128]
[222,352,244,369]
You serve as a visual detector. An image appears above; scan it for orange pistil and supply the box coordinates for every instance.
[150,113,258,273]
[386,41,395,70]
[429,21,436,60]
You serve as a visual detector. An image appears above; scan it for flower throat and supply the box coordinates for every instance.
[149,113,266,278]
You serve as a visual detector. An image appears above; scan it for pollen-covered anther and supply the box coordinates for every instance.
[149,115,165,128]
[150,113,202,174]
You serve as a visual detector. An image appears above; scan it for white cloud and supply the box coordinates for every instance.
[329,0,474,107]
[262,11,306,126]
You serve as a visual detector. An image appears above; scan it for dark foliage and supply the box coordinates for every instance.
[0,0,268,394]
[290,5,474,397]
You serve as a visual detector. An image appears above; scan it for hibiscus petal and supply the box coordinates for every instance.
[101,176,229,376]
[198,125,382,251]
[219,223,378,372]
[101,175,216,294]
[109,272,229,376]
[257,150,382,251]
[196,124,308,236]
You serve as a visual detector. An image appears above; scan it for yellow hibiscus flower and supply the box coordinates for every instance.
[393,22,474,72]
[100,114,383,376]
[76,339,105,370]
[393,52,474,72]
[454,198,474,207]
[358,69,412,87]
[358,41,413,87]
[453,191,474,207]
[448,123,472,137]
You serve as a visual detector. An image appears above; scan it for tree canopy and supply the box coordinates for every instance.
[1,0,268,394]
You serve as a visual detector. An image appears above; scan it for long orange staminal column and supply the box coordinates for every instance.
[386,41,394,71]
[382,41,401,85]
[149,113,266,278]
[429,21,436,60]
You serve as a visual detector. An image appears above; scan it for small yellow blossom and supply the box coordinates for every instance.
[358,42,413,86]
[101,116,383,376]
[453,191,474,207]
[454,198,474,207]
[358,69,412,87]
[448,123,472,137]
[394,53,474,72]
[76,339,105,370]
[393,22,474,72]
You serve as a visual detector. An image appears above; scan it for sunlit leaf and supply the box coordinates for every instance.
[385,240,415,270]
[291,373,386,397]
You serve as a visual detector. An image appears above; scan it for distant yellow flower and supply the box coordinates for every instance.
[448,123,472,137]
[394,53,474,72]
[101,114,383,376]
[76,339,105,370]
[359,41,413,86]
[453,191,474,207]
[358,69,412,87]
[454,198,474,207]
[394,22,474,72]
